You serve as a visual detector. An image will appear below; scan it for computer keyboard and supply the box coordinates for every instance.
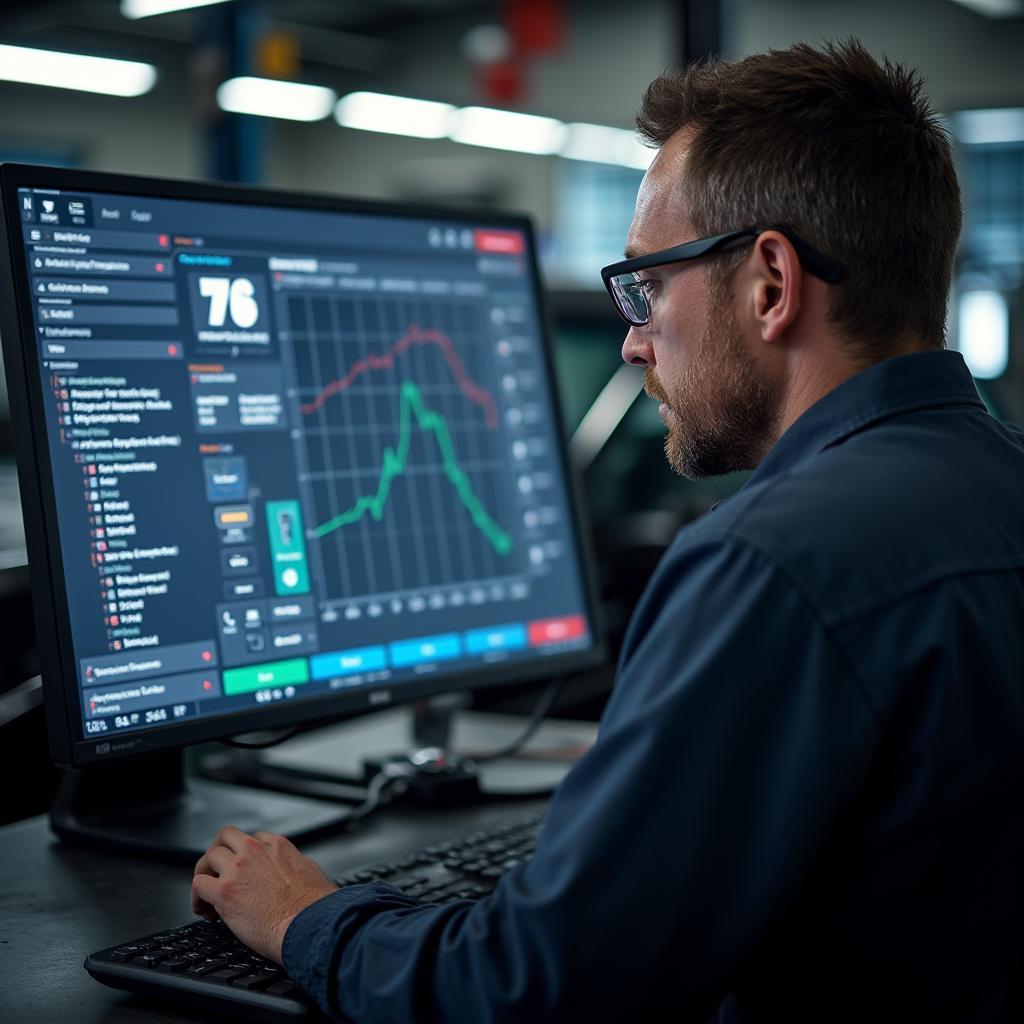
[85,812,543,1021]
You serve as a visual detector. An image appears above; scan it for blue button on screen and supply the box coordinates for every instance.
[310,645,387,680]
[465,623,527,654]
[390,633,462,668]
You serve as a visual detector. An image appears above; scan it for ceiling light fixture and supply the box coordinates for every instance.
[217,77,336,122]
[449,106,567,155]
[335,92,454,139]
[335,91,651,169]
[947,0,1024,17]
[562,122,654,169]
[121,0,233,19]
[0,43,157,97]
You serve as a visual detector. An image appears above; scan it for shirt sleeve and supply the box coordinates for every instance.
[282,535,880,1024]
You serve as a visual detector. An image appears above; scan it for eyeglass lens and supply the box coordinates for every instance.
[611,274,648,326]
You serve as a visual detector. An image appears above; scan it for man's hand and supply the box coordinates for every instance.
[192,826,339,963]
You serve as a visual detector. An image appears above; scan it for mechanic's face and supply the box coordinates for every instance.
[621,130,782,479]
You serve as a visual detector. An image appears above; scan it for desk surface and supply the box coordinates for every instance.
[0,709,593,1023]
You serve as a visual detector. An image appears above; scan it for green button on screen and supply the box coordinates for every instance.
[222,657,310,695]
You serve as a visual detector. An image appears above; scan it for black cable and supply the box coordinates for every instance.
[470,676,565,764]
[341,768,403,826]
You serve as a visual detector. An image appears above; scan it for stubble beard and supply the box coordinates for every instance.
[644,279,783,479]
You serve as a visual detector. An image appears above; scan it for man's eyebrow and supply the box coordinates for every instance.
[623,244,642,259]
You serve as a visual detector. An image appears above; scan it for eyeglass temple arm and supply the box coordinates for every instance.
[770,226,845,283]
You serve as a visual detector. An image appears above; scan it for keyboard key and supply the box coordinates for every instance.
[205,968,252,985]
[231,970,284,990]
[186,958,227,976]
[432,883,470,902]
[264,980,302,998]
[388,875,427,890]
[133,952,168,968]
[157,958,189,973]
[108,944,148,962]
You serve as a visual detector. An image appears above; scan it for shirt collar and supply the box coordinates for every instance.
[743,350,985,490]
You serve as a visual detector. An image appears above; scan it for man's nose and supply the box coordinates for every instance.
[621,328,654,366]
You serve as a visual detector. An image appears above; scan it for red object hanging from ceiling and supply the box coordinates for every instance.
[507,0,565,55]
[476,0,566,106]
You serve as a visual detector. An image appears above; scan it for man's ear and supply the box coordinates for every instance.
[750,230,802,343]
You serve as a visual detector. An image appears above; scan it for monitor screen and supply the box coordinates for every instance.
[0,167,602,765]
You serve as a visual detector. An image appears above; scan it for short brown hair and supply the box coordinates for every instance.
[636,39,962,356]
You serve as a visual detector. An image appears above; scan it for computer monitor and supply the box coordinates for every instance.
[0,164,604,860]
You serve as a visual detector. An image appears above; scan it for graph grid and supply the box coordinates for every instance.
[288,290,516,601]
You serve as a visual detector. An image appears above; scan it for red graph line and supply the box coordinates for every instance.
[299,324,499,429]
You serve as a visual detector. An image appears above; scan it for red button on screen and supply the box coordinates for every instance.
[474,229,525,254]
[528,614,587,647]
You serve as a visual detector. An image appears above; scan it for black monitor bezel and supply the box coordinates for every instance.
[0,162,607,769]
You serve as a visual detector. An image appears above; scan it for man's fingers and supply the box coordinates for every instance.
[191,892,217,920]
[253,830,293,852]
[191,872,220,917]
[194,844,234,880]
[213,825,255,854]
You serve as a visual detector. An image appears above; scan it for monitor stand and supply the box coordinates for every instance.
[202,695,484,809]
[50,747,359,866]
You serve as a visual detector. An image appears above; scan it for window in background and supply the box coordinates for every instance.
[550,160,643,288]
[951,113,1022,388]
[960,129,1024,268]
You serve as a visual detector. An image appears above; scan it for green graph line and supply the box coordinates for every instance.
[313,379,513,556]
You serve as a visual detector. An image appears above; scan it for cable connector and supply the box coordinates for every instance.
[362,748,482,807]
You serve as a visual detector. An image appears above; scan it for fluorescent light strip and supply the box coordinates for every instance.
[121,0,233,18]
[335,92,454,138]
[562,122,655,169]
[450,106,567,154]
[0,43,156,97]
[562,122,631,162]
[217,77,336,122]
[335,91,653,168]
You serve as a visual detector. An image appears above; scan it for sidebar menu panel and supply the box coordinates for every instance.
[23,192,223,735]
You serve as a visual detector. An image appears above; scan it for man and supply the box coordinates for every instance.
[192,40,1024,1022]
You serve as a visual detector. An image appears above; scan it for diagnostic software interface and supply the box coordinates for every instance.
[13,185,594,742]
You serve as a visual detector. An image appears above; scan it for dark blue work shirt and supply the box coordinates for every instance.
[283,350,1024,1023]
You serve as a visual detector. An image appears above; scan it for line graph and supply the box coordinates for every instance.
[299,323,500,429]
[313,380,512,555]
[287,289,516,601]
